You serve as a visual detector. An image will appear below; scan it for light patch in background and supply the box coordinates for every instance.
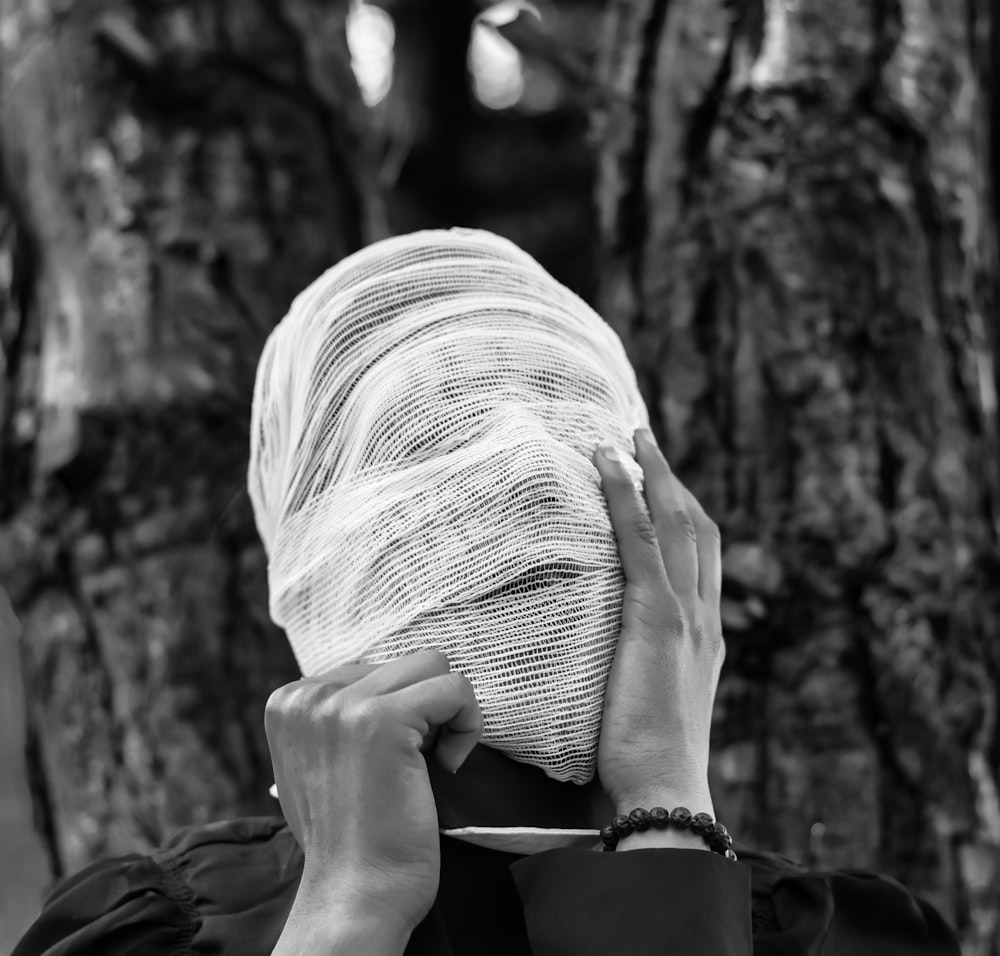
[470,2,527,110]
[347,0,395,107]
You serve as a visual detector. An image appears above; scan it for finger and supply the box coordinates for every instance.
[354,648,452,696]
[593,442,669,592]
[263,660,404,745]
[297,663,380,692]
[676,481,722,604]
[632,428,699,599]
[387,672,483,773]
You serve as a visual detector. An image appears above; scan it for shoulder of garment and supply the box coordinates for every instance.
[11,820,961,956]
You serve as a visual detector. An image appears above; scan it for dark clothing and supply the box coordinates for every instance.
[13,815,959,956]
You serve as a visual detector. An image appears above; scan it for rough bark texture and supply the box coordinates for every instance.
[0,0,379,908]
[594,0,999,951]
[3,0,997,951]
[0,596,49,955]
[0,0,605,938]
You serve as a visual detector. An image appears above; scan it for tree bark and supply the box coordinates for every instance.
[4,0,997,951]
[595,0,999,951]
[0,0,381,904]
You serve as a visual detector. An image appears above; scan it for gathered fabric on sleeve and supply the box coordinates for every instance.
[12,817,303,956]
[11,851,193,956]
[13,817,962,956]
[743,849,961,956]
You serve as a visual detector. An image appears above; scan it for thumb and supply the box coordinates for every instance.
[388,673,483,774]
[434,718,481,774]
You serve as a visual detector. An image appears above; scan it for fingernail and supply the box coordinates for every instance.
[599,443,621,463]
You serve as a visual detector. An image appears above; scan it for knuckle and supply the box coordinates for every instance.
[602,467,633,493]
[692,616,723,647]
[331,694,378,733]
[264,681,301,723]
[628,587,672,628]
[700,515,721,542]
[264,680,323,739]
[264,685,288,719]
[632,509,659,547]
[672,507,698,541]
[263,691,284,738]
[317,662,376,690]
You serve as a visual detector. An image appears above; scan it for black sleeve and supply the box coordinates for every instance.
[11,854,194,956]
[510,847,753,956]
[754,867,962,956]
[11,817,301,956]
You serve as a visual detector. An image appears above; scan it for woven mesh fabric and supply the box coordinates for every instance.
[249,228,649,784]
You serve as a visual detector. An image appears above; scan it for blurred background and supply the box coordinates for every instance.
[0,0,997,952]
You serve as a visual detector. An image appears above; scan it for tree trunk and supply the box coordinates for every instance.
[595,0,999,951]
[0,0,381,920]
[5,0,998,950]
[384,0,602,297]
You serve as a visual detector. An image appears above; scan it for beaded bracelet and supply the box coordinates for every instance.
[601,806,738,861]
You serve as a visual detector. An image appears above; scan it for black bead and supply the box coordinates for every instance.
[601,825,619,849]
[611,813,633,836]
[629,808,652,832]
[668,806,693,830]
[708,822,733,850]
[691,812,715,835]
[649,807,670,828]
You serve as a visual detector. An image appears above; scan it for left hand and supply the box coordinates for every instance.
[594,427,725,814]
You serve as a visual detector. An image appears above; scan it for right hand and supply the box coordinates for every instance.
[594,428,725,817]
[265,649,482,945]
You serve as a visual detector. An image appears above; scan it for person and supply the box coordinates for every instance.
[13,230,961,955]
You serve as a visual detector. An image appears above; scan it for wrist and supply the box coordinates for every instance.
[614,827,710,852]
[613,788,714,819]
[273,907,410,956]
[273,866,415,956]
[605,790,724,854]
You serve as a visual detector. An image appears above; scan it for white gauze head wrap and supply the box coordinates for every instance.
[249,228,649,784]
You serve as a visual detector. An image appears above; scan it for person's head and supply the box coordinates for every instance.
[249,228,648,784]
